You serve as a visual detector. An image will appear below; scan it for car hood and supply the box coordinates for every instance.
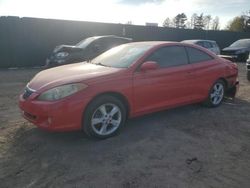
[53,45,83,53]
[28,63,122,92]
[222,46,248,51]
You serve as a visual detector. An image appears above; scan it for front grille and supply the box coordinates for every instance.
[23,87,34,99]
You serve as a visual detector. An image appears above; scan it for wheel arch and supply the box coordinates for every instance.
[218,77,228,89]
[83,91,131,122]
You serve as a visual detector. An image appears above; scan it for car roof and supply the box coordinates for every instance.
[124,41,178,47]
[235,38,250,42]
[89,35,132,41]
[182,39,216,43]
[123,41,217,57]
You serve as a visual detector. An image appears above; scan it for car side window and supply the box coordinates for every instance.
[105,38,128,49]
[92,39,107,52]
[212,42,218,48]
[203,42,213,48]
[146,46,188,68]
[196,41,205,47]
[96,38,127,52]
[186,47,213,64]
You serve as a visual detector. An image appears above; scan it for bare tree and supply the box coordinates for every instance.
[204,15,212,30]
[190,13,198,29]
[211,16,220,30]
[126,21,133,25]
[163,17,171,27]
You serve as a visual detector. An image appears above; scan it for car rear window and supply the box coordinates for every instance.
[186,47,213,63]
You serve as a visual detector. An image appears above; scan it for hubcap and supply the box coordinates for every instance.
[91,103,122,136]
[210,83,224,105]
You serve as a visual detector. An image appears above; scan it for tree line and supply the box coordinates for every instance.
[163,13,220,30]
[162,11,250,32]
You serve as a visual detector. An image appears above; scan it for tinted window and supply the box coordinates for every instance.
[186,47,213,63]
[146,46,188,68]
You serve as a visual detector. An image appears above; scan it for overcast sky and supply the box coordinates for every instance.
[0,0,249,28]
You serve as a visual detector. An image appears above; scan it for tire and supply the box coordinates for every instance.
[83,95,127,139]
[204,80,225,107]
[247,71,250,81]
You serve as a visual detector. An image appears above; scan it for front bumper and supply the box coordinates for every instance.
[19,93,91,132]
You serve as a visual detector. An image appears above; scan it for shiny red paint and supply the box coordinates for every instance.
[19,42,238,132]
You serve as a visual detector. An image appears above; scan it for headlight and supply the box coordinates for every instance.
[37,83,87,101]
[55,52,69,58]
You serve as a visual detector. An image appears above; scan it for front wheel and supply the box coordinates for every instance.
[83,95,126,139]
[204,80,225,107]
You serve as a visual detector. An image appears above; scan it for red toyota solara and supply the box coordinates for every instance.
[19,42,239,138]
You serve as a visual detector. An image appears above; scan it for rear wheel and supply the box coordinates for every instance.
[204,80,225,107]
[83,95,126,139]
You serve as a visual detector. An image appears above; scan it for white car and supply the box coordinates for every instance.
[247,54,250,81]
[182,40,220,55]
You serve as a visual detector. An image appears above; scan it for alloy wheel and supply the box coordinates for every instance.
[91,103,122,136]
[210,82,224,105]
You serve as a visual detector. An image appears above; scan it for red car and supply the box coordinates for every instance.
[19,42,239,139]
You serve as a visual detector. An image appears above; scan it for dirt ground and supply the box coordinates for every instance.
[0,64,250,188]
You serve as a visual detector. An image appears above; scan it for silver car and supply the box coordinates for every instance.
[182,40,220,55]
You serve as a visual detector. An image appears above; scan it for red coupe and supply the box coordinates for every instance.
[19,42,239,138]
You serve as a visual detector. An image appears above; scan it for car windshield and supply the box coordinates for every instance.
[76,37,97,48]
[230,39,250,48]
[91,43,153,68]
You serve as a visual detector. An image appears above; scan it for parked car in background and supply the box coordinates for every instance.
[45,35,132,67]
[221,39,250,62]
[19,42,238,139]
[246,54,250,81]
[181,40,220,55]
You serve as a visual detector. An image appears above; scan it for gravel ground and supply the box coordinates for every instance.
[0,64,250,188]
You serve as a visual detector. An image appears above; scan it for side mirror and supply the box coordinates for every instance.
[140,61,159,72]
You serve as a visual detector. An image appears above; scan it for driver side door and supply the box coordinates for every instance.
[133,45,195,115]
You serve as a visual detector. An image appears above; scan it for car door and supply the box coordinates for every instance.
[133,45,195,114]
[185,46,218,100]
